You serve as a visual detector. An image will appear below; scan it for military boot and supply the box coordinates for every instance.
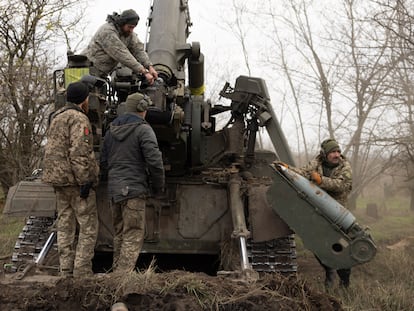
[324,267,336,289]
[337,268,351,288]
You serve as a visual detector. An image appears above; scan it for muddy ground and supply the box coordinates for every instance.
[0,256,342,311]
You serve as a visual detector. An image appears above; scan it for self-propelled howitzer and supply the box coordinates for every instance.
[3,0,375,277]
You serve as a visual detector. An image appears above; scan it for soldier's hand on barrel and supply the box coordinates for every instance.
[274,161,289,169]
[141,70,155,85]
[310,171,322,185]
[148,65,158,80]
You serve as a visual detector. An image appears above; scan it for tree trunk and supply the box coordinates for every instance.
[410,188,414,211]
[347,192,357,211]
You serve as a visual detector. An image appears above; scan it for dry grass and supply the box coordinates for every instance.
[0,203,24,258]
[1,196,414,310]
[340,245,414,311]
[79,267,341,310]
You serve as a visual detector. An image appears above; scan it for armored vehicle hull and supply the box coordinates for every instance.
[4,0,375,277]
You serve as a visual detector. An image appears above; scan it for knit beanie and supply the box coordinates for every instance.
[321,138,340,155]
[125,92,151,113]
[119,9,139,26]
[66,82,89,105]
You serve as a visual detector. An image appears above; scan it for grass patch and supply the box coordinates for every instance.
[1,194,413,310]
[356,195,411,212]
[353,197,414,244]
[0,203,24,258]
[298,243,414,311]
[332,245,414,311]
[363,214,414,242]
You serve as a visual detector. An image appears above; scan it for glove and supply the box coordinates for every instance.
[274,161,289,169]
[80,182,93,199]
[310,171,322,185]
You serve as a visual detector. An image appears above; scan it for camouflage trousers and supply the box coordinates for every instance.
[55,186,98,277]
[111,197,146,272]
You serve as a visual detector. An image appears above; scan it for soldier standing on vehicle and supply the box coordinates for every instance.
[42,81,99,278]
[279,138,353,288]
[83,9,158,85]
[101,92,165,273]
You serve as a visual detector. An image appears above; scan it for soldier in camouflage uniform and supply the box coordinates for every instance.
[290,138,353,288]
[83,9,158,85]
[42,81,99,278]
[101,92,165,273]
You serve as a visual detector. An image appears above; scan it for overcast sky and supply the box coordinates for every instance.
[85,0,232,62]
[58,0,393,154]
[82,0,245,92]
[78,0,291,149]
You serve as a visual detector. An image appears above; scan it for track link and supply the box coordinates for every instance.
[247,234,297,274]
[10,216,57,272]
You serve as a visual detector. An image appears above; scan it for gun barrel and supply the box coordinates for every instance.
[147,0,191,79]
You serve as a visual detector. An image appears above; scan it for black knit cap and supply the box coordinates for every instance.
[119,9,140,26]
[66,82,89,105]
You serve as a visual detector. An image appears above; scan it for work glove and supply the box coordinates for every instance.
[273,161,289,170]
[310,171,322,185]
[80,182,93,199]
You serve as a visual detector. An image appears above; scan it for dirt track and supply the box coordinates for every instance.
[0,256,343,311]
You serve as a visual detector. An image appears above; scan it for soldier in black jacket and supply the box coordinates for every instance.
[101,92,165,273]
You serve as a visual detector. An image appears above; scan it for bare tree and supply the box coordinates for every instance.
[242,0,404,209]
[373,0,414,46]
[373,0,414,209]
[0,0,85,195]
[224,0,253,76]
[261,0,345,160]
[339,0,410,209]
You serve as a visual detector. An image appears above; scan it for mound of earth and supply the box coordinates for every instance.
[0,269,343,311]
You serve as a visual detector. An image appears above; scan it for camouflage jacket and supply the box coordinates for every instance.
[101,113,165,203]
[83,22,152,76]
[291,155,352,206]
[42,104,99,187]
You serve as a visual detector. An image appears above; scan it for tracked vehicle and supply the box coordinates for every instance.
[4,0,376,277]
